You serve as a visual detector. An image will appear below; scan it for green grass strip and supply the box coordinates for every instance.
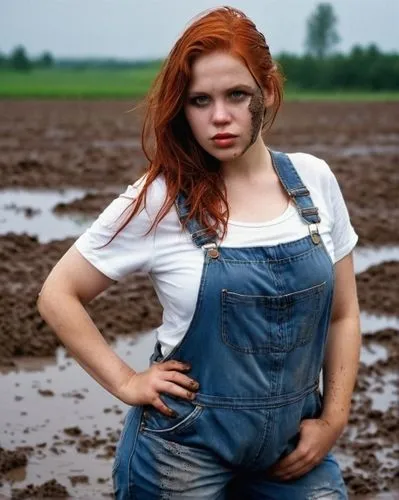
[1,69,398,101]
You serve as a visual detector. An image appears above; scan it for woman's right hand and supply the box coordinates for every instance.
[117,360,200,417]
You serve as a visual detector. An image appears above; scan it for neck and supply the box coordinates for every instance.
[220,136,272,182]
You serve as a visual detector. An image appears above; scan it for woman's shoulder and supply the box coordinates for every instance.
[286,151,331,178]
[121,173,167,202]
[286,151,335,190]
[97,174,169,229]
[121,173,169,212]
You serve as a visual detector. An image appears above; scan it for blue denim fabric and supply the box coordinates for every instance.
[113,151,347,499]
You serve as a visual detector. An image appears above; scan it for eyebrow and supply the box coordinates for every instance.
[187,84,255,96]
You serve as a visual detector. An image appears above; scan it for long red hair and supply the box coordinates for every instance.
[109,6,284,244]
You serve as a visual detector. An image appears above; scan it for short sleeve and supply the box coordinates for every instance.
[327,165,359,262]
[74,177,155,281]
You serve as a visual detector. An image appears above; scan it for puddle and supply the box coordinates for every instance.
[0,331,156,499]
[338,144,399,157]
[361,343,388,366]
[368,372,397,412]
[308,143,399,157]
[360,311,399,332]
[354,246,399,274]
[0,188,93,243]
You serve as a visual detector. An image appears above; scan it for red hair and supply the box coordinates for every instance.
[109,6,284,244]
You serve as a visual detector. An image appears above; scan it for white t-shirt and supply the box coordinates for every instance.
[75,152,358,357]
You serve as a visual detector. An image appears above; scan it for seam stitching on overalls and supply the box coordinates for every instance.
[127,407,144,499]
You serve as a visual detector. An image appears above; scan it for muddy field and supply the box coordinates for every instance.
[0,100,398,499]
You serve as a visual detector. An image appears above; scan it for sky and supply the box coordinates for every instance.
[1,0,399,59]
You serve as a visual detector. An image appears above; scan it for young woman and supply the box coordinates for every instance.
[38,6,361,499]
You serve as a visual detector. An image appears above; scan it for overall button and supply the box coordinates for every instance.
[208,248,219,259]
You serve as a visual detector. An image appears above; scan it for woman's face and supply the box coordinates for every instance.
[184,51,271,162]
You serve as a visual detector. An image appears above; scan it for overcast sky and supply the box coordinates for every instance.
[2,0,398,59]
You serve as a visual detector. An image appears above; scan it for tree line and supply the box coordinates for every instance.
[0,46,54,71]
[1,3,398,91]
[0,46,162,71]
[279,45,399,91]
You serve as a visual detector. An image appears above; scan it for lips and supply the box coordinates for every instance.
[212,133,237,139]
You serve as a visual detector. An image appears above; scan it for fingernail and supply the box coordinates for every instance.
[170,410,178,418]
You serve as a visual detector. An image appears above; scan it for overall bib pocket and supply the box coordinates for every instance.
[141,395,204,435]
[221,281,326,353]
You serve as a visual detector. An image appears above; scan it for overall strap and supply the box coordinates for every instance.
[175,192,218,250]
[269,150,321,244]
[269,150,321,224]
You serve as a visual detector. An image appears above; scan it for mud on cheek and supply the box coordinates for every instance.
[248,89,264,145]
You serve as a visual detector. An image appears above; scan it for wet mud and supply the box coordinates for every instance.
[0,100,398,498]
[0,234,162,367]
[10,479,70,499]
[53,192,119,216]
[357,261,399,316]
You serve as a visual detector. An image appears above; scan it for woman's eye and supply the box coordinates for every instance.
[230,90,247,100]
[190,96,209,106]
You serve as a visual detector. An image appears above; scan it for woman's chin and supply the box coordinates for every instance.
[207,147,242,162]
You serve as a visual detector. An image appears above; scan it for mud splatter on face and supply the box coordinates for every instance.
[241,87,265,156]
[249,88,264,144]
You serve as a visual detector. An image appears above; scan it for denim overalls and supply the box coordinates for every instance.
[113,151,348,499]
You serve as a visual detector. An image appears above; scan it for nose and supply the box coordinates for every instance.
[211,100,231,124]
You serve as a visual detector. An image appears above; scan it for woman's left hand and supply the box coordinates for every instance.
[266,417,344,481]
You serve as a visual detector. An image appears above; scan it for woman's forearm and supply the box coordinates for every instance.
[320,315,362,430]
[37,291,136,400]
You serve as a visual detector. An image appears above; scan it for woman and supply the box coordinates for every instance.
[37,6,361,499]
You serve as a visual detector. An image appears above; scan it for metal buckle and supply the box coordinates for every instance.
[289,187,310,198]
[308,223,321,245]
[300,207,319,217]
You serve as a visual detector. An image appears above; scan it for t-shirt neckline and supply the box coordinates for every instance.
[227,201,297,228]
